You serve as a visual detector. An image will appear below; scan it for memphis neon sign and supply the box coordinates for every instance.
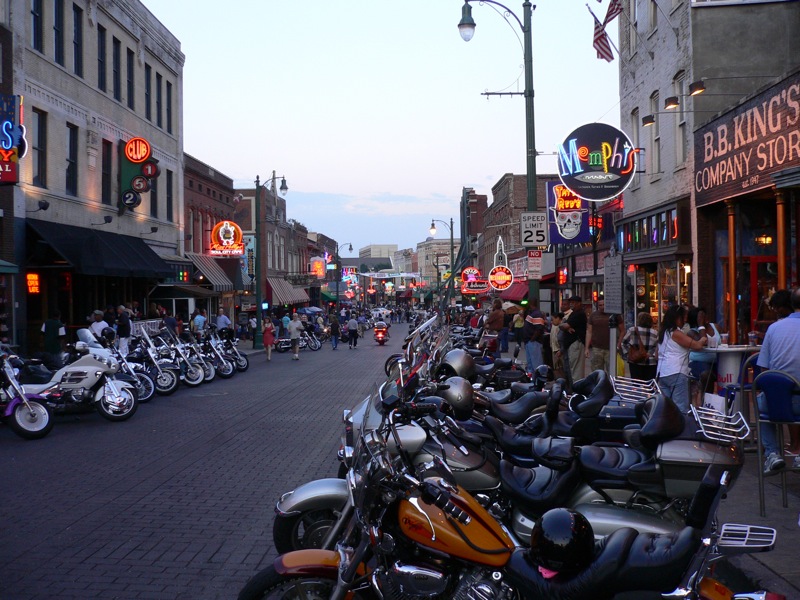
[558,123,639,202]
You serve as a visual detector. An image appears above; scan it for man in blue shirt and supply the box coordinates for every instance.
[756,287,800,473]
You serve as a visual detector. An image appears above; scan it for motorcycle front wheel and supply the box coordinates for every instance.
[238,567,337,600]
[216,358,236,379]
[154,368,179,395]
[307,336,321,351]
[233,354,249,371]
[96,387,137,421]
[134,372,156,403]
[273,509,339,554]
[182,364,205,387]
[8,399,54,439]
[199,361,216,383]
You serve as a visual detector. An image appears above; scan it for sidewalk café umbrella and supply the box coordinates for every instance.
[502,301,521,314]
[296,306,324,315]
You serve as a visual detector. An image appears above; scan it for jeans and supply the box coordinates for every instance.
[499,327,509,352]
[349,330,358,347]
[658,372,691,412]
[331,333,338,349]
[525,340,543,375]
[757,392,800,456]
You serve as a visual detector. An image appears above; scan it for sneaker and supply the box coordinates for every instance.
[793,456,800,470]
[764,452,785,474]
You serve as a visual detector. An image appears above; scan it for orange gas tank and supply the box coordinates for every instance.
[398,478,514,567]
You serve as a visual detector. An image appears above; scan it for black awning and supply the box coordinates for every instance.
[150,284,219,299]
[27,220,172,278]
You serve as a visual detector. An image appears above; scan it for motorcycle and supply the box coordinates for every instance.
[275,329,321,353]
[177,331,216,383]
[196,327,236,379]
[127,329,181,395]
[75,329,156,403]
[0,355,54,439]
[211,326,250,372]
[243,388,777,600]
[18,343,137,421]
[373,323,389,346]
[151,328,205,387]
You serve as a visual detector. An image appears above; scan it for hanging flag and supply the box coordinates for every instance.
[593,16,614,62]
[604,0,623,25]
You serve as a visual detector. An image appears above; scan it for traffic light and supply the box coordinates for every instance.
[119,137,160,214]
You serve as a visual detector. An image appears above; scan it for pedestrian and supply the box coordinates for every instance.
[550,312,564,378]
[216,307,232,331]
[287,313,304,360]
[512,310,524,348]
[281,313,291,338]
[756,287,800,473]
[103,304,116,327]
[656,305,707,413]
[500,309,512,353]
[193,309,207,332]
[687,306,721,404]
[249,314,257,339]
[175,313,184,335]
[116,305,132,356]
[329,315,341,350]
[522,301,546,375]
[161,310,178,335]
[620,312,659,381]
[40,309,66,369]
[585,299,624,373]
[347,313,359,349]
[559,296,588,383]
[89,309,109,337]
[262,316,276,362]
[484,299,504,358]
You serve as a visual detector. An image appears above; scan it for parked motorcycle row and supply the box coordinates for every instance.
[240,315,778,600]
[0,325,249,441]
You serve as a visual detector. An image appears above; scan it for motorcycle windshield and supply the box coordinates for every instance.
[76,329,104,349]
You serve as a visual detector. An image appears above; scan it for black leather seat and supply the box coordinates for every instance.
[612,527,700,594]
[579,444,651,484]
[483,415,536,455]
[479,388,513,404]
[510,381,538,397]
[474,362,496,378]
[499,460,581,514]
[494,358,514,369]
[489,391,549,424]
[570,370,617,417]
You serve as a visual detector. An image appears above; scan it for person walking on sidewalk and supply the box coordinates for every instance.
[757,287,800,474]
[262,317,276,362]
[329,315,341,350]
[347,314,359,349]
[560,296,588,384]
[287,314,304,360]
[522,301,546,375]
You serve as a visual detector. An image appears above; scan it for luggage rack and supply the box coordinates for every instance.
[691,405,751,442]
[610,376,660,404]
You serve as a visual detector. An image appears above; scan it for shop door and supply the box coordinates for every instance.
[723,256,778,342]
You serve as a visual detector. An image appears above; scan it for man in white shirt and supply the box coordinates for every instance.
[89,310,109,338]
[216,308,232,330]
[287,314,304,360]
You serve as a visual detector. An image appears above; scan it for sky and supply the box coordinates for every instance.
[141,0,621,257]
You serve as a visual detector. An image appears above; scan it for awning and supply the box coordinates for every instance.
[0,259,18,274]
[185,252,234,292]
[150,284,219,299]
[500,282,528,302]
[27,220,172,277]
[267,277,310,305]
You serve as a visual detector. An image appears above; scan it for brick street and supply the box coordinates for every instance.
[0,329,404,600]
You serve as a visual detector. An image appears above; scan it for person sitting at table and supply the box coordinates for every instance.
[757,287,800,473]
[687,306,721,405]
[656,305,707,413]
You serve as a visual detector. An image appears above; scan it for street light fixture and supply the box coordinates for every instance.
[252,170,288,350]
[458,0,539,306]
[334,242,353,318]
[429,218,455,311]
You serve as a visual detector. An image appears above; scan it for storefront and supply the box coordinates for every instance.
[693,70,800,343]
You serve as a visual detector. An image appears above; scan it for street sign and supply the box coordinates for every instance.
[520,211,549,247]
[131,175,151,193]
[121,189,141,208]
[603,253,624,315]
[527,250,542,280]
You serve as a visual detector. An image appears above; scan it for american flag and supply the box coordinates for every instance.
[604,0,623,25]
[593,16,614,62]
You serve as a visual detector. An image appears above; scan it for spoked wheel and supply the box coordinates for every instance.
[238,567,337,600]
[95,386,137,421]
[384,353,403,377]
[154,368,179,395]
[199,361,216,383]
[215,358,236,378]
[232,354,249,372]
[134,372,156,403]
[307,337,321,351]
[182,364,205,387]
[273,509,339,554]
[8,399,54,439]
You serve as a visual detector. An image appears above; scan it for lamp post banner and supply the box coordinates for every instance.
[557,122,638,202]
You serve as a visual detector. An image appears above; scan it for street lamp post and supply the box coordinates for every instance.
[458,0,539,305]
[334,242,353,318]
[429,218,455,311]
[253,171,288,350]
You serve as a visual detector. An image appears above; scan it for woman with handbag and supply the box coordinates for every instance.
[656,305,708,412]
[619,312,659,381]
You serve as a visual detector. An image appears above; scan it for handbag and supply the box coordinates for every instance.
[628,328,650,364]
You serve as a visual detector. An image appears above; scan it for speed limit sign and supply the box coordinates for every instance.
[520,212,549,247]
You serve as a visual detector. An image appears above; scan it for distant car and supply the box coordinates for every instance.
[371,308,390,321]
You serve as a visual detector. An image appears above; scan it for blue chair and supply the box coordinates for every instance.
[723,352,760,419]
[753,369,800,516]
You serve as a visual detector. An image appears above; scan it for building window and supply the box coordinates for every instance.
[97,25,106,92]
[32,0,43,52]
[31,108,47,188]
[150,175,158,218]
[72,3,83,77]
[101,139,112,205]
[112,37,121,101]
[628,0,637,55]
[630,108,640,188]
[648,0,657,31]
[673,72,687,165]
[126,48,135,109]
[144,63,151,121]
[156,73,163,128]
[166,82,173,134]
[66,122,78,196]
[166,169,173,222]
[54,0,64,65]
[267,232,274,269]
[649,91,661,177]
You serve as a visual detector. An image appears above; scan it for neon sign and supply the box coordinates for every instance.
[27,273,40,294]
[124,137,152,163]
[558,123,638,202]
[488,266,514,291]
[209,221,245,256]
